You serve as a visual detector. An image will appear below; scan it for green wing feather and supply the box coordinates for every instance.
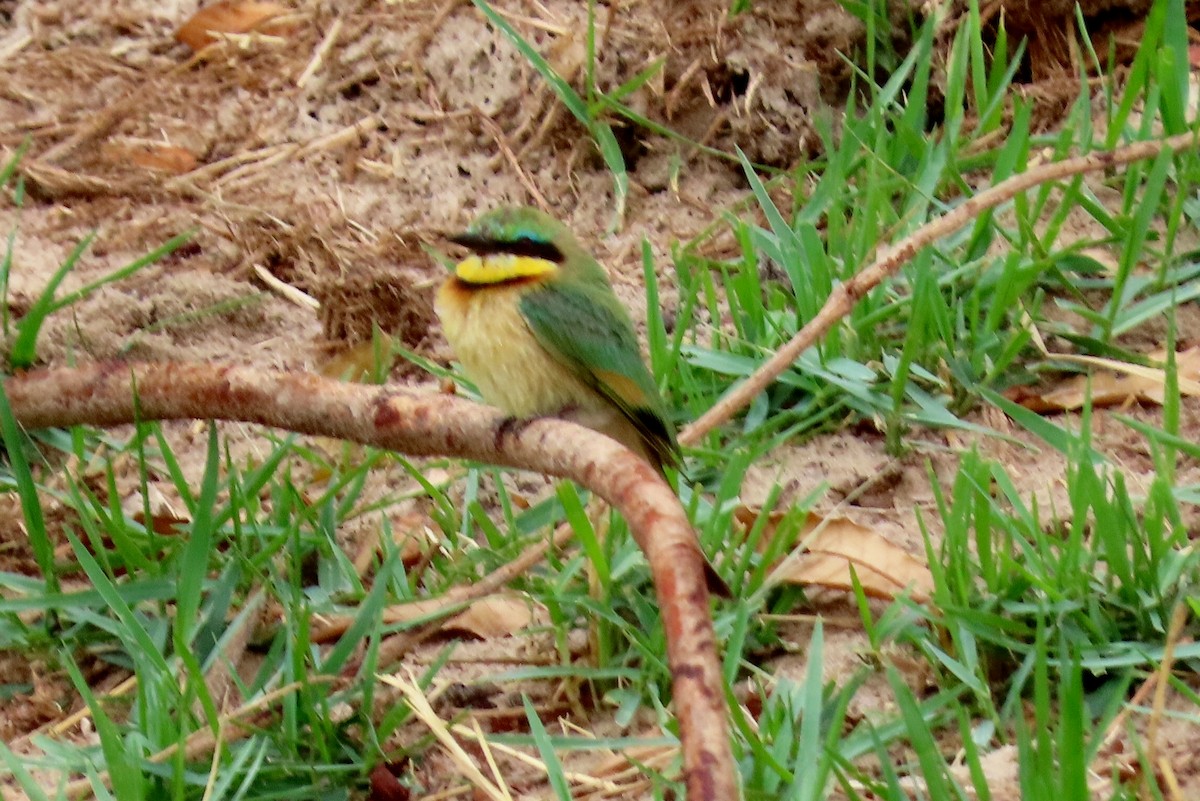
[519,282,679,469]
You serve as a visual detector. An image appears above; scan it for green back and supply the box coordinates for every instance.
[519,281,679,470]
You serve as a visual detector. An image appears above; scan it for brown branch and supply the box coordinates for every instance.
[3,361,735,801]
[680,129,1200,446]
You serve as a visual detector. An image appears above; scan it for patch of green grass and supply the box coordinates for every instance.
[0,409,475,797]
[653,0,1198,796]
[662,0,1199,463]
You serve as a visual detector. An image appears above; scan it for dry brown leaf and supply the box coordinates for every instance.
[382,593,539,639]
[176,1,291,51]
[101,141,198,174]
[737,506,933,602]
[124,484,191,536]
[389,514,432,567]
[1010,346,1200,413]
[368,761,411,801]
[131,509,192,536]
[313,592,539,644]
[781,515,933,602]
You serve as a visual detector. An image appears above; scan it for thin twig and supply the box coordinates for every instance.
[213,116,380,189]
[366,522,574,669]
[1147,602,1189,769]
[252,264,321,309]
[296,16,343,88]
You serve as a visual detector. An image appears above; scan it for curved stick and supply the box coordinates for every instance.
[4,361,735,801]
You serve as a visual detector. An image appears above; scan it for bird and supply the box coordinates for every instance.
[435,205,679,474]
[434,205,728,595]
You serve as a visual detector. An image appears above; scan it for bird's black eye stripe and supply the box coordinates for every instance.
[507,236,565,262]
[450,234,565,263]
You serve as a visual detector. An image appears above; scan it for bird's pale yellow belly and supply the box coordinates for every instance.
[435,280,599,418]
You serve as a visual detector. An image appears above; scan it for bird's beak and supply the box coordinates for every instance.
[447,232,493,252]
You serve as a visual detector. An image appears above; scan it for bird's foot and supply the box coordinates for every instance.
[494,405,579,451]
[495,415,538,451]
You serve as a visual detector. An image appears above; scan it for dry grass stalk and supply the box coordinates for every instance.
[379,670,514,801]
[296,16,344,87]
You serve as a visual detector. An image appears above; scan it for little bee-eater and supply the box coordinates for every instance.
[435,205,680,474]
[435,206,728,596]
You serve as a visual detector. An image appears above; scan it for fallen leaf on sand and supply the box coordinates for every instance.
[311,593,540,644]
[736,506,933,602]
[379,594,540,637]
[448,596,538,639]
[382,593,539,639]
[124,483,191,536]
[103,141,198,174]
[1009,346,1200,413]
[176,1,291,51]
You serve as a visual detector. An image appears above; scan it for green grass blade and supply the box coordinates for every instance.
[0,384,57,593]
[471,0,627,221]
[524,694,572,799]
[9,232,95,368]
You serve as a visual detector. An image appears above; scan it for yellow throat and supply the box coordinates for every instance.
[453,254,558,285]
